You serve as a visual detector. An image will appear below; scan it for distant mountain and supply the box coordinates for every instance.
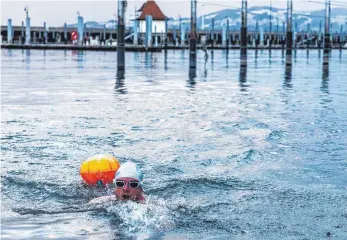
[64,6,347,32]
[173,7,347,32]
[66,20,117,30]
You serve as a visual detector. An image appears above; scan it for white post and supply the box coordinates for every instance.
[7,19,13,44]
[26,16,31,44]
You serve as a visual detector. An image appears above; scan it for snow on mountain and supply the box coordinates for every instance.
[66,20,117,29]
[204,13,218,20]
[169,7,347,32]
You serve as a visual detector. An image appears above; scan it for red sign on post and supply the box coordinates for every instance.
[71,31,78,41]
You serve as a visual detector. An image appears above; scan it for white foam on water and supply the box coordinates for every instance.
[105,196,174,234]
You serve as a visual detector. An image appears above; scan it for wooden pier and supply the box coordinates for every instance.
[1,25,347,51]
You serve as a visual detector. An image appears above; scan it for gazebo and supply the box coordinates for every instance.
[136,0,166,34]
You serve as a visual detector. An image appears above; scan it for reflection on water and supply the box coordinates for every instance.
[239,52,248,92]
[320,53,332,109]
[240,51,247,67]
[72,50,84,69]
[188,68,196,89]
[321,55,330,94]
[203,48,209,77]
[294,49,297,63]
[78,52,84,69]
[147,52,157,69]
[323,50,330,66]
[284,54,293,89]
[25,50,30,70]
[222,50,229,69]
[115,70,127,94]
[145,52,152,68]
[285,50,292,66]
[164,50,168,71]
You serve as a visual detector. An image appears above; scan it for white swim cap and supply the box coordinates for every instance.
[115,161,143,182]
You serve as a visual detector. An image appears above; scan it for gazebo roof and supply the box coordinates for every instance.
[136,0,166,21]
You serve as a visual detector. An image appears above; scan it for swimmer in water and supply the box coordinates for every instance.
[89,161,145,204]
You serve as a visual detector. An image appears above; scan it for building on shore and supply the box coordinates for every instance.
[136,0,166,34]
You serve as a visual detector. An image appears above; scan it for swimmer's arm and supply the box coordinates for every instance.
[137,195,146,204]
[88,195,117,204]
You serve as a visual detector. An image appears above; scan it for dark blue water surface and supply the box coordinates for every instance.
[1,49,347,239]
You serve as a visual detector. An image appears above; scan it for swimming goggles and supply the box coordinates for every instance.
[115,180,141,189]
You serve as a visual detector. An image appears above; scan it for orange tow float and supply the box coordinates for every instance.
[80,154,120,185]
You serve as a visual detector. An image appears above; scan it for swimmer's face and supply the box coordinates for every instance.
[114,177,143,201]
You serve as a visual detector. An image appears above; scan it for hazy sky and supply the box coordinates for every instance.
[1,0,332,27]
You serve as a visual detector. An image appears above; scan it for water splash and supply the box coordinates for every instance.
[105,196,174,234]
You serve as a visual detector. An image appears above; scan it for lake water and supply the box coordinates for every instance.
[1,48,347,239]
